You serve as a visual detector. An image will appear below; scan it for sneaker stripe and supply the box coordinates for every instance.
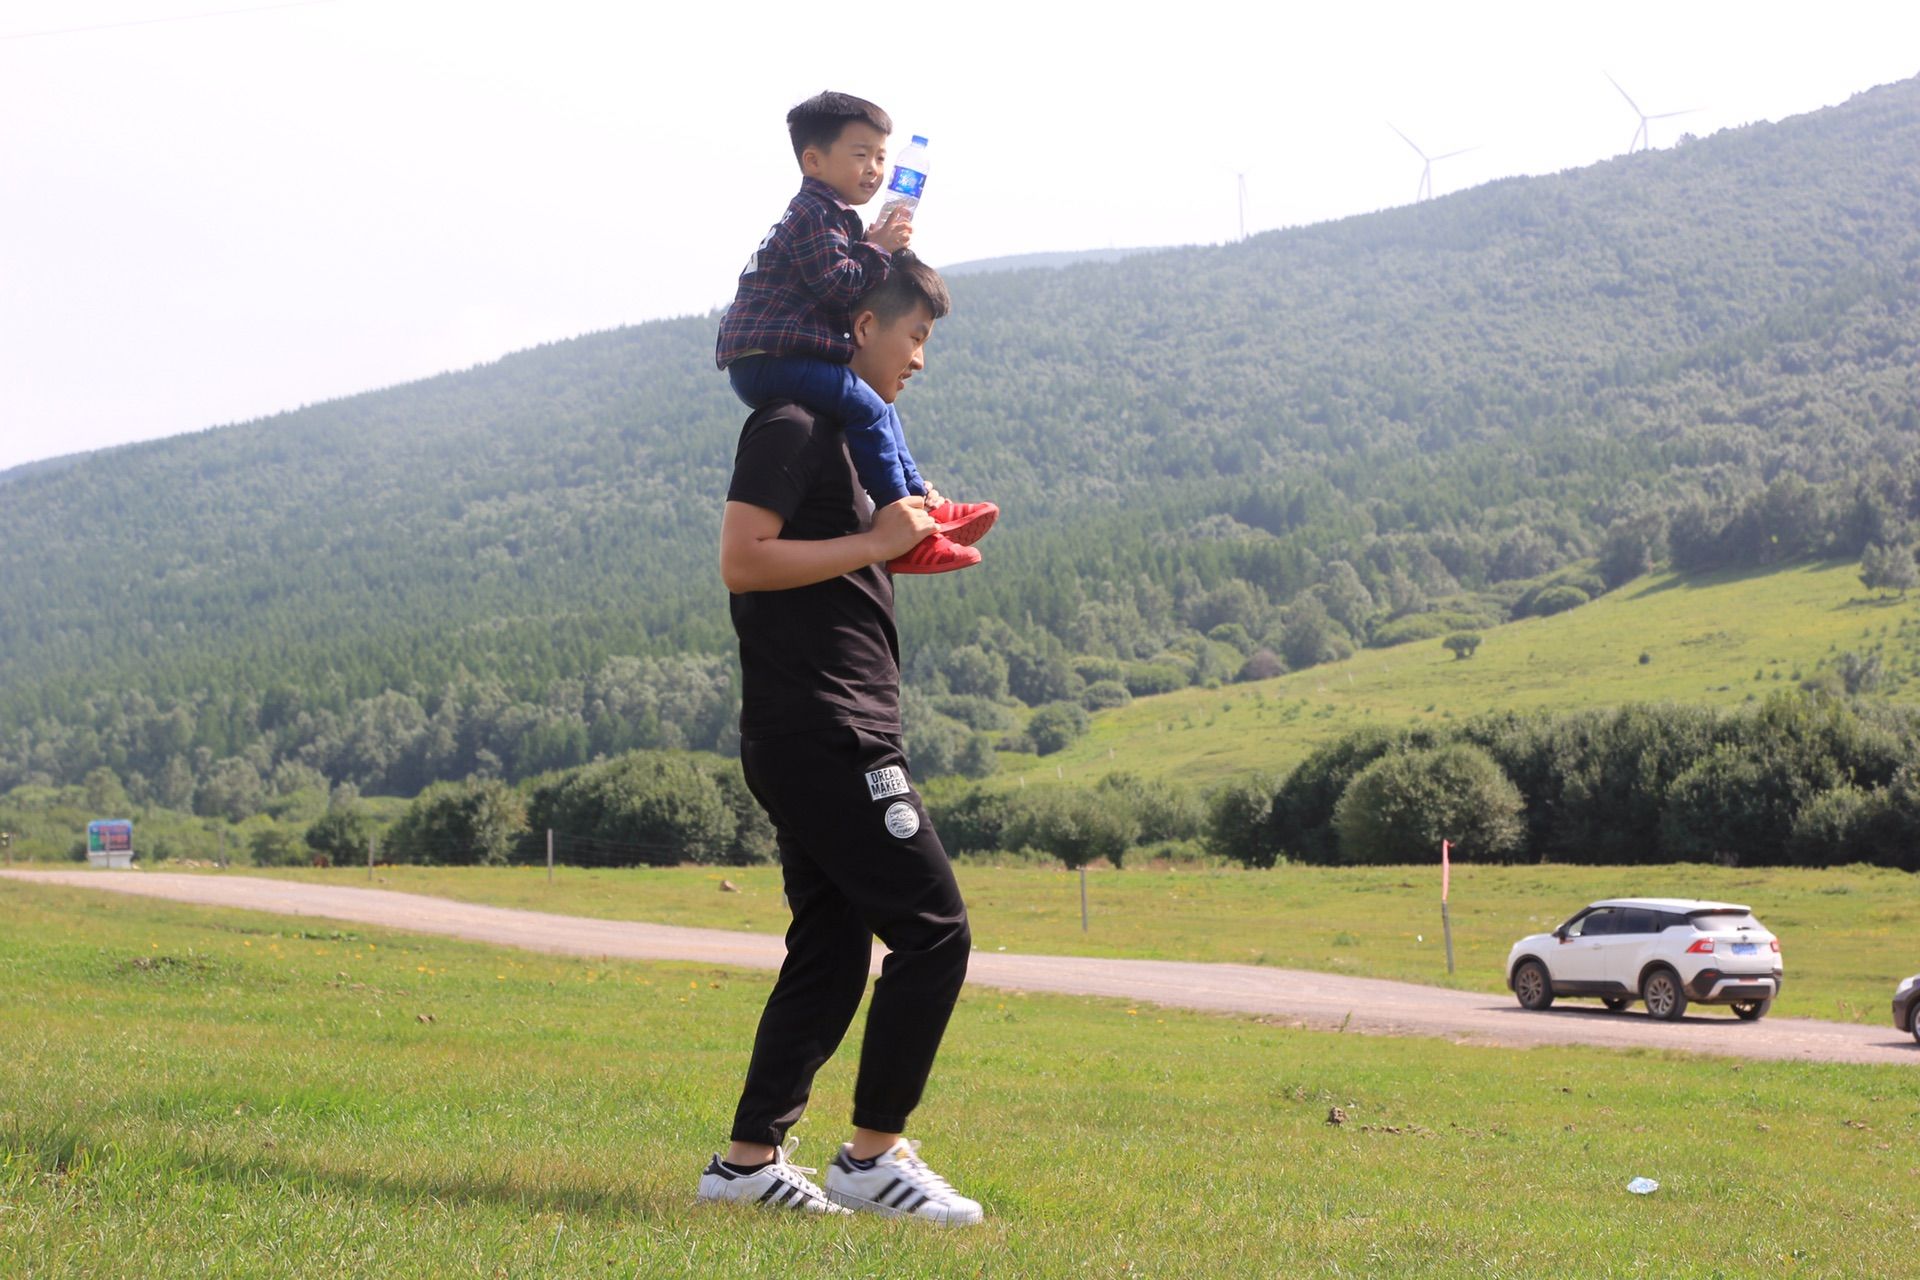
[902,1192,927,1213]
[876,1176,901,1202]
[889,1184,920,1208]
[757,1182,783,1204]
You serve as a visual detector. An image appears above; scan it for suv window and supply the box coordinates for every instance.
[1617,908,1660,934]
[1573,908,1617,937]
[1691,913,1761,932]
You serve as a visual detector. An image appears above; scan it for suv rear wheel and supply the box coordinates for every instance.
[1513,959,1554,1011]
[1730,998,1771,1021]
[1642,967,1688,1021]
[1910,1004,1920,1045]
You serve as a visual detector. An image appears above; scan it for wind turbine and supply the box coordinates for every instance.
[1388,124,1476,202]
[1604,72,1700,153]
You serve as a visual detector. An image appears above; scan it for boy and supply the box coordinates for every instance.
[716,90,996,574]
[696,252,983,1225]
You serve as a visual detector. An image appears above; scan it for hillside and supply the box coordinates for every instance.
[3,76,1919,803]
[975,559,1920,790]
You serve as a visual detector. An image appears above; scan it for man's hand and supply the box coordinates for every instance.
[868,207,914,254]
[872,496,937,558]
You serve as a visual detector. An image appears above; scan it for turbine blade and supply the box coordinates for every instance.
[1432,146,1478,161]
[1603,71,1642,115]
[1387,122,1428,159]
[1649,108,1701,119]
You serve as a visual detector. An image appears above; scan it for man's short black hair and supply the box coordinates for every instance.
[787,91,893,164]
[858,251,951,324]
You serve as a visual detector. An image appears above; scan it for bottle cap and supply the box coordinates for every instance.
[910,135,929,146]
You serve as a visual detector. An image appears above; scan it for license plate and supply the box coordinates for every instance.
[1732,942,1758,956]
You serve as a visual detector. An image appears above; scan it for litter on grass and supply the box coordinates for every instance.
[1627,1177,1659,1195]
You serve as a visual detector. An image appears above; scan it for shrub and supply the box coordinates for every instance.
[1442,632,1482,660]
[386,778,528,866]
[1026,702,1091,755]
[1368,611,1487,649]
[1124,662,1190,697]
[1235,648,1285,682]
[249,826,308,867]
[1080,680,1132,711]
[1204,775,1279,867]
[523,751,734,866]
[1333,744,1525,865]
[306,805,372,866]
[1005,787,1139,869]
[1526,584,1590,617]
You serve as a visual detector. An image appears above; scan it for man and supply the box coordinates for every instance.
[696,251,984,1226]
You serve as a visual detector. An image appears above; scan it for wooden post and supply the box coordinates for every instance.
[547,828,554,884]
[367,833,375,882]
[1442,901,1455,975]
[1079,866,1089,933]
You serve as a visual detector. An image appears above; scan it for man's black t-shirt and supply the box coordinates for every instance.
[726,400,901,738]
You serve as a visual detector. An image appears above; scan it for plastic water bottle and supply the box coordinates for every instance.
[879,135,929,223]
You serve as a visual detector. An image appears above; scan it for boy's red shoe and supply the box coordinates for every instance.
[888,532,982,575]
[926,500,999,546]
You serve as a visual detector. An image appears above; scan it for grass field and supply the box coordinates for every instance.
[980,559,1920,788]
[2,880,1916,1279]
[114,859,1920,1024]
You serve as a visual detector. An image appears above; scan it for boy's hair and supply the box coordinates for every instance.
[859,251,951,324]
[787,91,893,163]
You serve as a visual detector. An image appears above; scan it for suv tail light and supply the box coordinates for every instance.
[1686,939,1715,954]
[1770,940,1780,953]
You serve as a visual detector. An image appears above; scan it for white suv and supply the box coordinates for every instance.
[1506,898,1782,1021]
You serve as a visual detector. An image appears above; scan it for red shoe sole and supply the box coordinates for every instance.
[935,508,997,547]
[888,536,982,575]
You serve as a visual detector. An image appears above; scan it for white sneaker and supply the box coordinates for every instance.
[825,1139,984,1226]
[696,1139,850,1215]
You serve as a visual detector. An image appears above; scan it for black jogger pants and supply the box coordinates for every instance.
[729,725,971,1145]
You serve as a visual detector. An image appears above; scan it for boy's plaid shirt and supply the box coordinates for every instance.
[715,177,893,369]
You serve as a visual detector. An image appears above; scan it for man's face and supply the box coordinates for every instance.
[802,122,888,206]
[848,302,934,405]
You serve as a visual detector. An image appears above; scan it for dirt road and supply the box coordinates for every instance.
[7,869,1914,1067]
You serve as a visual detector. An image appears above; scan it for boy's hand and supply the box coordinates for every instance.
[921,485,944,509]
[872,496,937,558]
[868,207,914,254]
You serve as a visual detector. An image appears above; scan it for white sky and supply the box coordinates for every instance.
[3,0,1917,471]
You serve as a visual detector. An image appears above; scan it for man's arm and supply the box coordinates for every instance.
[719,498,936,593]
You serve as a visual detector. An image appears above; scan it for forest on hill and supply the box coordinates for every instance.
[2,75,1918,812]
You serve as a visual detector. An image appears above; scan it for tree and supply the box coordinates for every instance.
[1204,775,1279,868]
[1005,787,1139,869]
[386,777,528,866]
[1859,542,1918,597]
[1334,744,1525,865]
[249,826,308,867]
[1279,594,1351,671]
[1025,702,1090,756]
[306,804,372,866]
[1443,632,1482,660]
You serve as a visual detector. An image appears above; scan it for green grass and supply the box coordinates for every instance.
[2,881,1916,1279]
[148,859,1916,1024]
[983,559,1920,788]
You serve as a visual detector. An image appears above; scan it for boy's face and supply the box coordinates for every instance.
[801,122,889,206]
[849,302,934,405]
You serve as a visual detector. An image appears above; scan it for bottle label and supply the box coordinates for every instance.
[887,166,926,200]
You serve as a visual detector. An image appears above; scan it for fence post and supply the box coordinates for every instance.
[547,828,554,884]
[1079,865,1089,933]
[367,833,375,882]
